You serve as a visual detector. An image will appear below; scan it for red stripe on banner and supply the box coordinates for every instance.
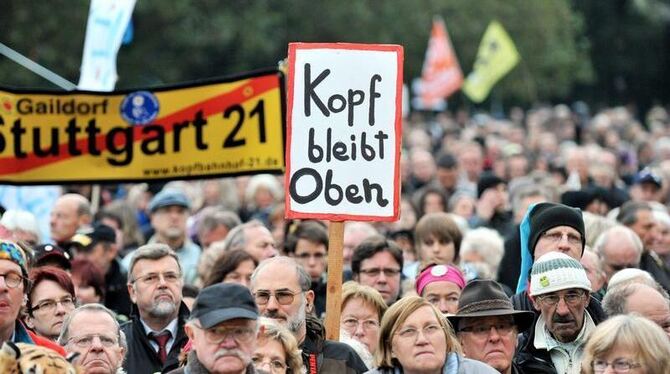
[0,75,279,175]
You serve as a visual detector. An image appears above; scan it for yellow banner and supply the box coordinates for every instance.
[462,21,520,103]
[0,70,285,184]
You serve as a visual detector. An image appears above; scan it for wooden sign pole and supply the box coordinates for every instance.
[324,221,345,341]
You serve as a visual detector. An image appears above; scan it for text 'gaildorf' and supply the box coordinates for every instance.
[288,63,391,208]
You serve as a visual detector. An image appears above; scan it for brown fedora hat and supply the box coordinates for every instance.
[447,279,534,333]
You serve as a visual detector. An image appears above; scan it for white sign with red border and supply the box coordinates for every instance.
[285,43,403,221]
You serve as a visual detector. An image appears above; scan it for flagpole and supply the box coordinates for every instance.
[0,42,76,90]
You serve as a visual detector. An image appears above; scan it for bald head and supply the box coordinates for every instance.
[50,193,92,243]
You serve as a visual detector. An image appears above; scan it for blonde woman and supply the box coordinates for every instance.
[339,281,388,367]
[581,314,670,374]
[369,296,497,374]
[254,318,303,374]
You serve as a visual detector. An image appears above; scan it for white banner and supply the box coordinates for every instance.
[285,43,403,221]
[78,0,136,91]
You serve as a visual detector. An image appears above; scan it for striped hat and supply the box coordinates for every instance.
[529,252,591,296]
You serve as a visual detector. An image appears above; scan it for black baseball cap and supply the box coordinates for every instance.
[33,244,72,270]
[190,283,259,329]
[70,223,116,251]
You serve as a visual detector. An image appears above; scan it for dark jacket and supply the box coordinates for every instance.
[640,251,670,292]
[302,315,368,374]
[312,278,328,319]
[497,225,522,292]
[167,350,258,374]
[105,258,132,318]
[121,302,190,374]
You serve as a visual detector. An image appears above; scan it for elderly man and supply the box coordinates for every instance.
[251,256,367,373]
[222,220,278,262]
[0,240,64,354]
[512,202,607,323]
[58,304,126,374]
[50,193,92,246]
[168,283,260,374]
[517,252,597,373]
[351,236,404,306]
[616,201,670,291]
[122,243,190,374]
[593,225,643,282]
[448,280,534,374]
[128,188,201,285]
[602,282,670,338]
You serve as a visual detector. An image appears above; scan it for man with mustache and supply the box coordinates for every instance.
[251,256,368,374]
[516,252,596,374]
[121,244,190,374]
[168,283,260,374]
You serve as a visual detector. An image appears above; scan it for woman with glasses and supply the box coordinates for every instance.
[369,296,497,374]
[24,266,77,341]
[339,281,387,368]
[253,318,303,374]
[581,314,670,374]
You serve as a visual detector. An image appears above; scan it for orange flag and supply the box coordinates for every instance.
[419,17,463,106]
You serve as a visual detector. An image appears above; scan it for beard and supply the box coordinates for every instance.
[149,299,176,318]
[286,297,306,333]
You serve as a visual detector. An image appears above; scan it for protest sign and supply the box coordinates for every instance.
[285,42,403,340]
[0,69,285,184]
[285,43,403,222]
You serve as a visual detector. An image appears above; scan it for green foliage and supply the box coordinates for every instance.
[0,1,663,108]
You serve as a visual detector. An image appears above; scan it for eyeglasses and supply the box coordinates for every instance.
[0,272,24,289]
[592,358,641,373]
[295,252,326,260]
[358,267,401,278]
[396,324,442,341]
[194,323,256,344]
[459,321,515,337]
[541,231,582,245]
[252,356,287,373]
[342,318,379,331]
[31,296,76,313]
[253,290,302,305]
[68,333,119,348]
[536,290,587,307]
[131,271,182,285]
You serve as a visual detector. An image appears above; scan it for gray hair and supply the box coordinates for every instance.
[616,201,651,226]
[593,225,643,263]
[58,303,127,351]
[222,220,266,252]
[0,210,41,242]
[251,256,311,292]
[127,243,182,280]
[460,227,503,275]
[196,207,241,238]
[511,183,550,219]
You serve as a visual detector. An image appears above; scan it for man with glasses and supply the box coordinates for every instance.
[25,266,77,341]
[122,243,190,373]
[351,235,404,306]
[448,280,534,374]
[58,303,126,374]
[517,252,596,374]
[592,225,643,283]
[285,220,329,318]
[0,240,65,354]
[251,256,367,374]
[169,282,259,374]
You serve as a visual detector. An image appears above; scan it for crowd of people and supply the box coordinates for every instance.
[1,103,670,373]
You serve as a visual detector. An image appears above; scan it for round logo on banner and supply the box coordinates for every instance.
[120,91,159,125]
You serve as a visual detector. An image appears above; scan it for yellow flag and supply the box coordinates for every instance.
[462,21,520,103]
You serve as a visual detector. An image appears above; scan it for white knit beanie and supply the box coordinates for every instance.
[529,252,591,296]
